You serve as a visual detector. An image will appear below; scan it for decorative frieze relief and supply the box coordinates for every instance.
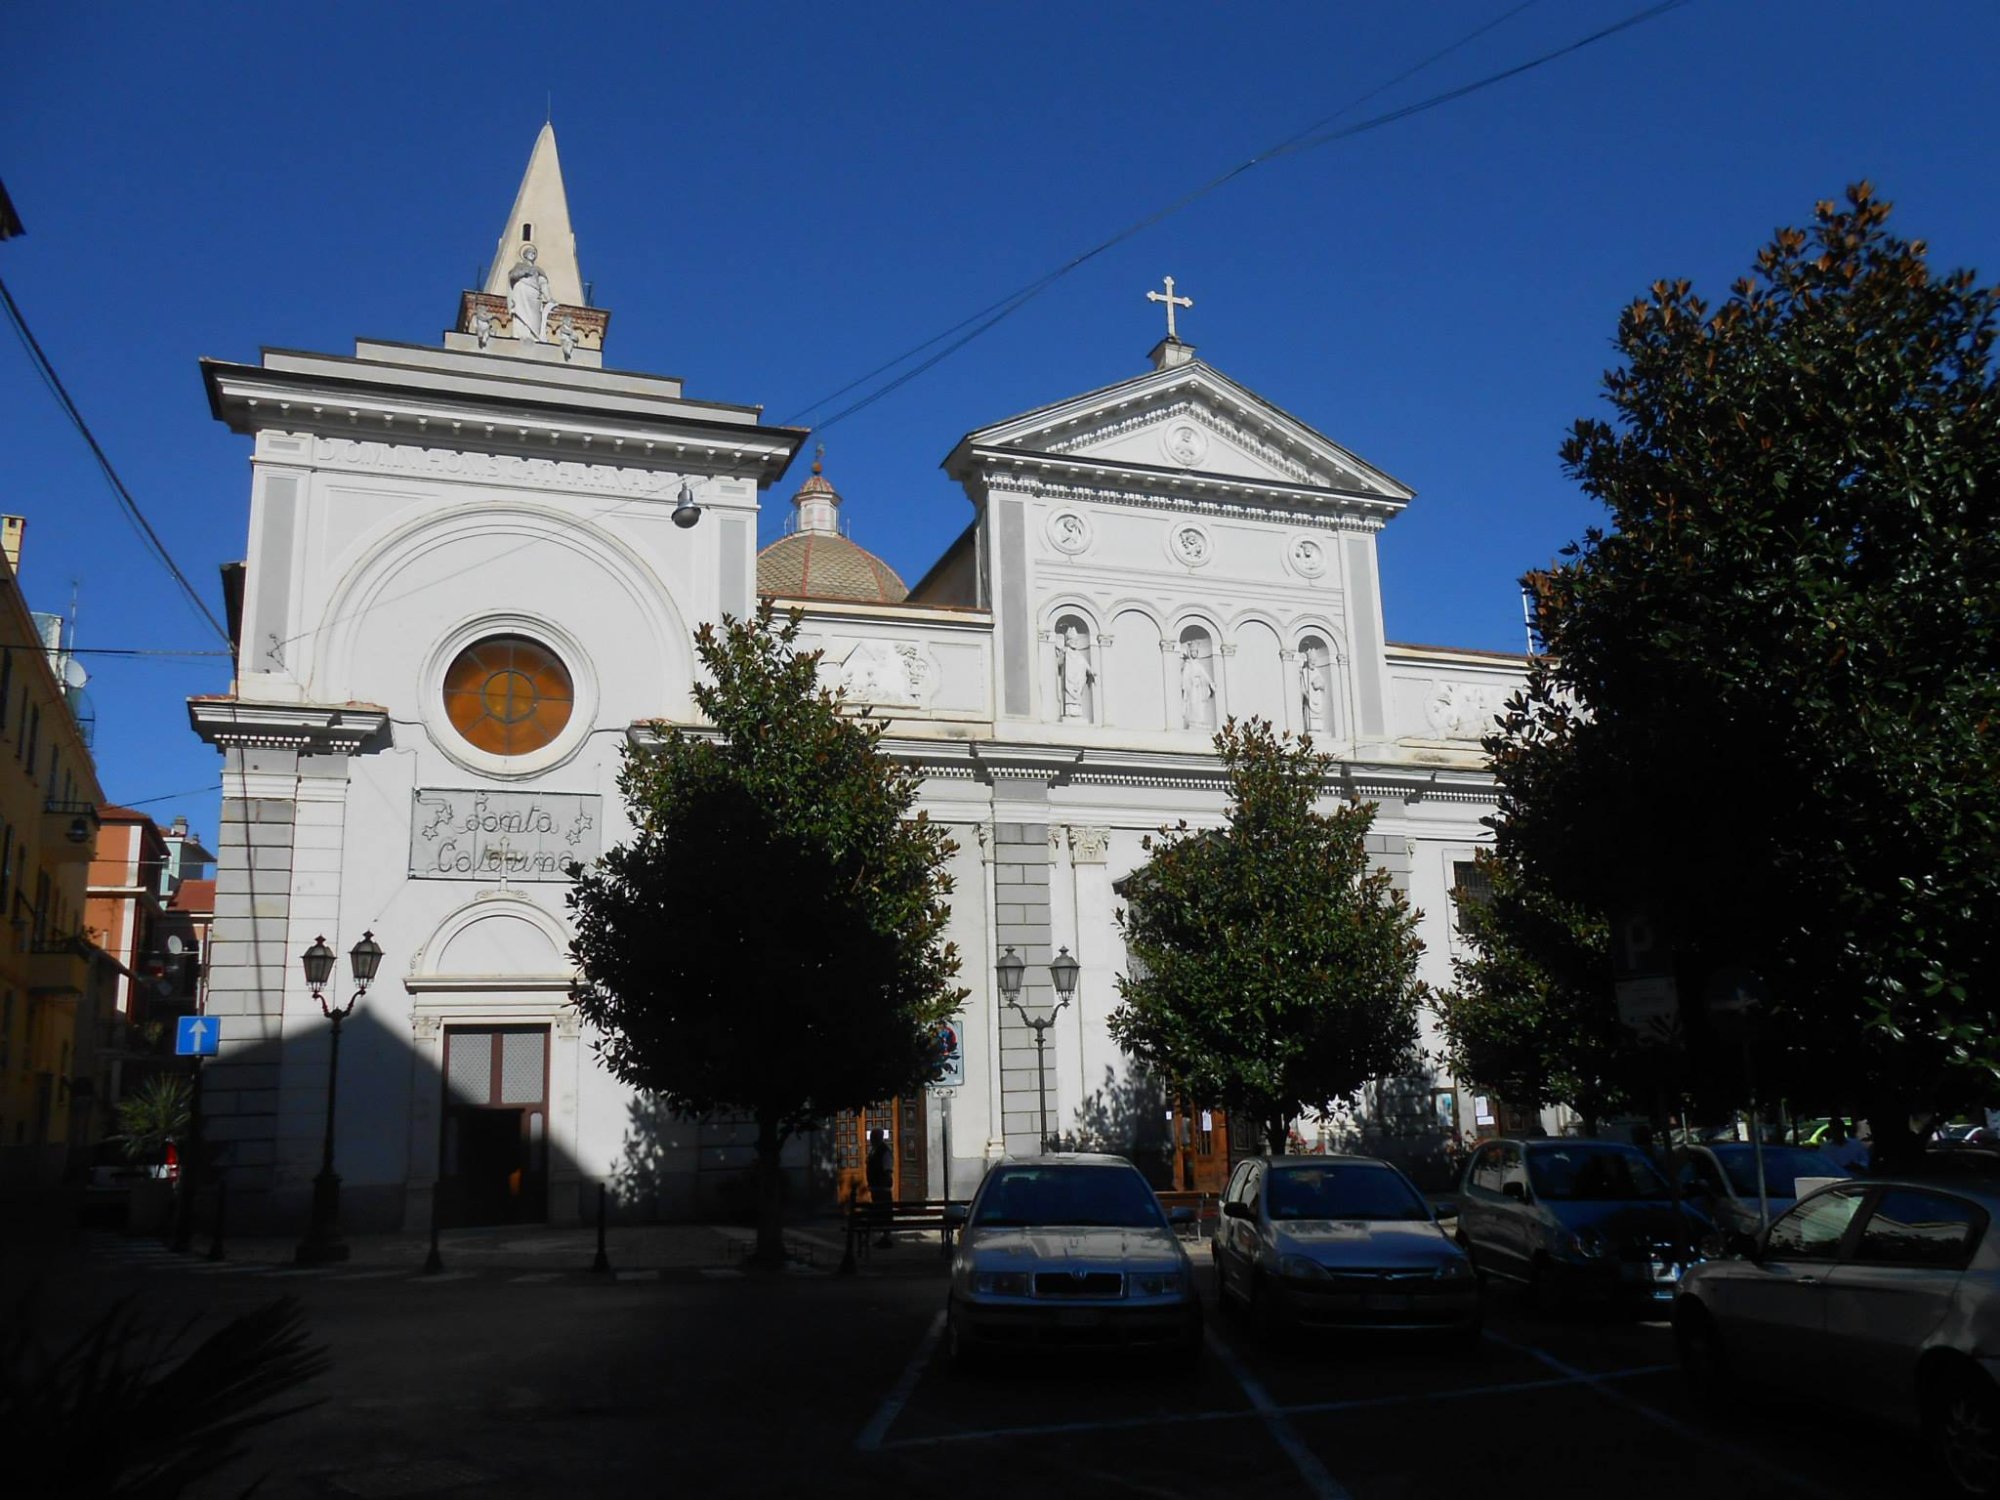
[1423,682,1512,742]
[1068,826,1111,864]
[825,639,940,708]
[311,436,683,499]
[977,471,1390,534]
[1046,508,1094,555]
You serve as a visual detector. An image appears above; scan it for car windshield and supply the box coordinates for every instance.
[1266,1163,1430,1222]
[1527,1144,1670,1201]
[972,1165,1166,1229]
[1709,1146,1844,1198]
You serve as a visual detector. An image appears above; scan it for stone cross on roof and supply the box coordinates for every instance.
[1146,275,1193,342]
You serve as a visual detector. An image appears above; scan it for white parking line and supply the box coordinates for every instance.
[1206,1327,1353,1500]
[510,1272,561,1283]
[854,1310,946,1452]
[875,1361,1676,1451]
[1482,1330,1838,1499]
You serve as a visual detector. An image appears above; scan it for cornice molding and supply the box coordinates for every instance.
[188,698,390,755]
[958,450,1397,532]
[204,364,802,484]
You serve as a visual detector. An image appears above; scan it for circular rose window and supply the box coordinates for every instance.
[441,635,574,756]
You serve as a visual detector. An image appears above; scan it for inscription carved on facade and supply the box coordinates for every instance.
[409,788,602,880]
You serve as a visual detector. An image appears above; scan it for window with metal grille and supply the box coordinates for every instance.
[500,1031,545,1104]
[1452,859,1493,911]
[447,1032,493,1105]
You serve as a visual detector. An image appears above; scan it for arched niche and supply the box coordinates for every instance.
[1297,632,1339,739]
[1048,607,1099,724]
[1233,618,1284,731]
[1104,608,1165,729]
[1175,623,1219,732]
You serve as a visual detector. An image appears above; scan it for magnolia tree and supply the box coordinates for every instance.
[1109,719,1428,1153]
[1481,186,2000,1157]
[568,605,965,1266]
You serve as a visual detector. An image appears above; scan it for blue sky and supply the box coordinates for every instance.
[5,0,1997,842]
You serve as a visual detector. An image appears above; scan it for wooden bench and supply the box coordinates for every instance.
[839,1196,965,1271]
[1154,1190,1220,1241]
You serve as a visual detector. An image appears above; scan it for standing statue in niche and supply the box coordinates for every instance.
[1057,626,1094,721]
[1179,640,1217,730]
[1301,652,1330,734]
[507,244,556,343]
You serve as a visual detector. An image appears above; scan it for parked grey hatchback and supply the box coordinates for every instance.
[1456,1138,1710,1310]
[1674,1176,2000,1496]
[1211,1155,1479,1342]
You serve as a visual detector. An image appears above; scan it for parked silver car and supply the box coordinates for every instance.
[1456,1137,1710,1310]
[944,1154,1201,1369]
[1211,1155,1479,1343]
[1674,1175,2000,1495]
[1673,1142,1852,1235]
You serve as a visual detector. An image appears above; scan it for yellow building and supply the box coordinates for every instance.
[0,517,104,1187]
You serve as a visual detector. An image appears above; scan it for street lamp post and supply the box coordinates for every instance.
[996,945,1082,1152]
[295,932,383,1265]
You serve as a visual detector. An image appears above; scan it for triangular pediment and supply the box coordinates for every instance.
[949,360,1412,503]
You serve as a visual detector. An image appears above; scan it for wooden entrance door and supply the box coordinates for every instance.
[1170,1099,1234,1193]
[439,1025,549,1227]
[832,1095,928,1207]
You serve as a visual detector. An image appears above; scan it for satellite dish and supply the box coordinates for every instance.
[62,657,88,690]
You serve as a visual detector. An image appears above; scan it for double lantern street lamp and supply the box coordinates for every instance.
[995,944,1081,1153]
[295,931,384,1265]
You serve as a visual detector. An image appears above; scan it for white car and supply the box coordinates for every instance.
[1675,1175,2000,1494]
[944,1154,1202,1369]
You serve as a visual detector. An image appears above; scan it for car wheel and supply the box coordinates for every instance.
[1250,1274,1286,1346]
[1673,1301,1730,1407]
[1527,1256,1567,1317]
[945,1306,985,1375]
[1455,1232,1486,1284]
[1179,1318,1206,1371]
[1927,1365,2000,1496]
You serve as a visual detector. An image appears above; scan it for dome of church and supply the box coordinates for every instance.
[756,453,909,604]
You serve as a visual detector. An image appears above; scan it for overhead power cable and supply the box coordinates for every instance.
[782,0,1690,434]
[0,271,233,646]
[0,643,230,659]
[113,783,225,808]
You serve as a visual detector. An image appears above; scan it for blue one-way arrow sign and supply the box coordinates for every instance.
[175,1015,219,1057]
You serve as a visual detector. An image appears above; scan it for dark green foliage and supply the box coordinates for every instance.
[567,604,964,1261]
[0,1293,327,1498]
[113,1074,192,1165]
[1441,850,1632,1124]
[1109,719,1428,1152]
[1485,185,2000,1136]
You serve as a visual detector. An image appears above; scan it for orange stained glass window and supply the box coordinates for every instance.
[441,635,574,756]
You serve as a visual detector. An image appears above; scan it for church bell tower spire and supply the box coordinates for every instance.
[484,122,583,306]
[452,124,608,364]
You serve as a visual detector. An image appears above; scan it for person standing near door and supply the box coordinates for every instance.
[866,1128,896,1246]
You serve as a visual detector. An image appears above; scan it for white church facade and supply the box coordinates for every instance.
[189,128,1529,1235]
